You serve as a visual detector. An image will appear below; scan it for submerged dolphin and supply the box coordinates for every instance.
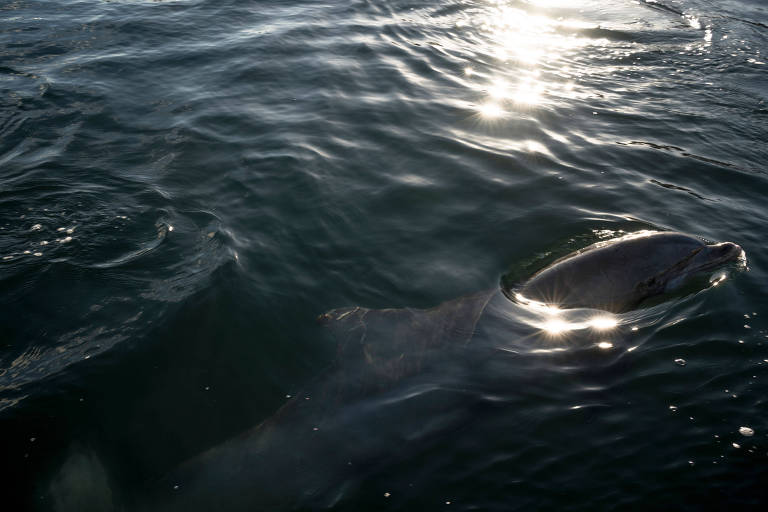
[514,231,744,313]
[156,231,743,509]
[317,231,745,396]
[49,231,744,511]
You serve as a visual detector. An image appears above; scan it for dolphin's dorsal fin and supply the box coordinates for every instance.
[319,289,496,393]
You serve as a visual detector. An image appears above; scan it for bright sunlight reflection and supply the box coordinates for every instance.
[479,102,505,118]
[542,318,572,335]
[471,0,717,121]
[515,293,621,339]
[590,316,618,330]
[538,314,619,338]
[472,0,597,120]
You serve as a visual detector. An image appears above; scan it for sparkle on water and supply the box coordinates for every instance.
[590,316,618,330]
[474,0,598,119]
[514,293,621,338]
[739,426,754,437]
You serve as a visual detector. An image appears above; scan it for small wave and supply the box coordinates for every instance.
[616,140,759,174]
[649,178,716,201]
[89,220,169,270]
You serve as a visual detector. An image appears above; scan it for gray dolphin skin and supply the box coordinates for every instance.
[515,231,744,313]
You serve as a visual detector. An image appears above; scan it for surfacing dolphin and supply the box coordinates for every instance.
[49,231,744,511]
[171,231,743,510]
[320,230,744,377]
[514,230,744,313]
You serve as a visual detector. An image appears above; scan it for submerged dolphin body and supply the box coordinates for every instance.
[51,232,743,511]
[515,231,744,313]
[154,232,743,509]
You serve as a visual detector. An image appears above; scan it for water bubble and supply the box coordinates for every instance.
[733,442,741,449]
[674,358,686,366]
[30,224,42,231]
[739,426,754,437]
[669,405,677,411]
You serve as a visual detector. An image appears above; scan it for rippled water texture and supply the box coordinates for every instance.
[2,0,768,510]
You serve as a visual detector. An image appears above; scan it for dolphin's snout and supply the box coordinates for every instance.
[712,241,743,261]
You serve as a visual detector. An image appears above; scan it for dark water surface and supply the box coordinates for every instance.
[2,0,768,509]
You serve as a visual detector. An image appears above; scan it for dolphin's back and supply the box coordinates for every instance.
[518,232,706,312]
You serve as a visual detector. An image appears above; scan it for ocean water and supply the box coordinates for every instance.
[1,0,767,509]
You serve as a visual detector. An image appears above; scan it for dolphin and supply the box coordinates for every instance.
[48,231,744,511]
[514,231,744,313]
[316,231,744,371]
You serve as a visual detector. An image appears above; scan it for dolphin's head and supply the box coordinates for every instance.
[663,240,744,292]
[513,231,745,313]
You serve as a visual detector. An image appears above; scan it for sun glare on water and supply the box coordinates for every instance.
[478,102,505,118]
[515,293,621,341]
[590,316,618,330]
[541,318,573,335]
[471,0,597,121]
